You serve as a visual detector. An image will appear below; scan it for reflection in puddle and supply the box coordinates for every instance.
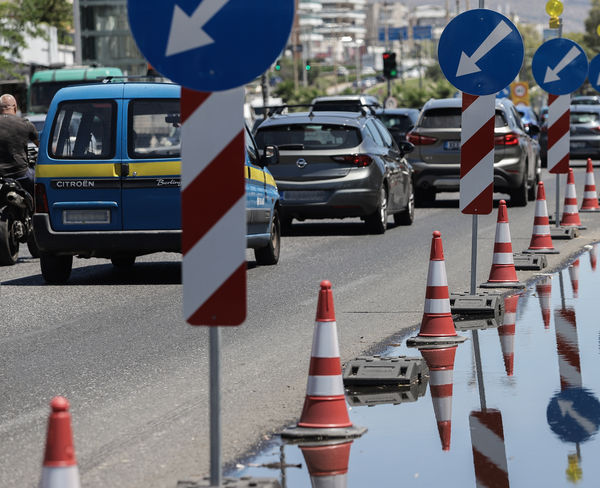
[232,243,600,487]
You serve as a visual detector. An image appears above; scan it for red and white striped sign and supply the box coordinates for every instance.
[469,409,509,488]
[460,93,495,214]
[181,87,246,326]
[547,93,570,174]
[554,307,582,390]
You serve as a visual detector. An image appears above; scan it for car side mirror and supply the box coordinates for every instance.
[398,141,414,156]
[262,145,279,166]
[527,124,540,136]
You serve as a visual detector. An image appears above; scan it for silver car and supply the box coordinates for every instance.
[406,97,541,207]
[253,111,415,234]
[569,105,600,160]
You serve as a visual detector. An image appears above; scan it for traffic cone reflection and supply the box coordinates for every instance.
[569,260,580,298]
[498,295,518,376]
[536,277,552,329]
[481,200,524,288]
[39,397,81,488]
[560,168,584,228]
[591,244,598,272]
[420,346,458,451]
[524,182,559,254]
[300,440,352,488]
[580,159,600,212]
[469,409,510,488]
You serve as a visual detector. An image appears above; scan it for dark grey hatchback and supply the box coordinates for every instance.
[254,111,415,234]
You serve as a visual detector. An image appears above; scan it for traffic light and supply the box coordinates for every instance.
[383,52,397,79]
[305,60,311,71]
[275,60,281,71]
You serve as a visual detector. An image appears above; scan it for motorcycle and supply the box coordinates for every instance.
[0,147,39,265]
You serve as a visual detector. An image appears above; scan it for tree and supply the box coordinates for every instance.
[583,0,600,57]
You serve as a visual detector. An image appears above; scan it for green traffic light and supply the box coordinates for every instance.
[306,64,311,71]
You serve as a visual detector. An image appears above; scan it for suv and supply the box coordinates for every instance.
[406,97,540,207]
[254,110,415,234]
[311,95,382,113]
[33,82,281,283]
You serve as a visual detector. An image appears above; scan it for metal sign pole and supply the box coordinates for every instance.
[210,327,222,487]
[556,17,563,228]
[471,215,478,295]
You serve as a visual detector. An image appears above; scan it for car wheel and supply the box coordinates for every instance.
[414,187,435,208]
[111,256,136,268]
[509,169,528,207]
[394,181,415,225]
[366,185,388,234]
[254,209,281,265]
[528,167,540,201]
[40,251,73,284]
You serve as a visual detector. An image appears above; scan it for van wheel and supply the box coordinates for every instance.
[40,252,73,284]
[27,235,40,258]
[111,256,136,268]
[255,209,281,265]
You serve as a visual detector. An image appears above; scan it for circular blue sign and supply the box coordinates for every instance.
[438,9,524,96]
[532,38,588,95]
[547,388,600,444]
[128,0,295,92]
[588,54,600,94]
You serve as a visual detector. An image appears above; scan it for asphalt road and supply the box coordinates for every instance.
[1,164,599,487]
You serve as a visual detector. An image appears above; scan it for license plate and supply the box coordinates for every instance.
[63,209,111,224]
[570,142,586,149]
[282,190,325,202]
[444,141,460,150]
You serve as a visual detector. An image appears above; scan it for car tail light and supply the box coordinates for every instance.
[331,154,373,167]
[407,131,438,145]
[590,126,600,134]
[495,133,519,146]
[35,183,49,213]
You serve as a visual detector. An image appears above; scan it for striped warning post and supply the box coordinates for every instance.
[39,397,81,488]
[547,94,570,174]
[554,307,582,390]
[480,200,524,288]
[580,159,600,212]
[560,168,585,229]
[181,87,247,325]
[469,409,509,488]
[536,277,552,329]
[523,182,559,254]
[569,259,580,298]
[460,93,495,214]
[498,295,519,376]
[282,281,366,439]
[300,440,352,488]
[420,346,458,451]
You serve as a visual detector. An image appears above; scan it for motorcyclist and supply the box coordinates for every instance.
[0,94,39,196]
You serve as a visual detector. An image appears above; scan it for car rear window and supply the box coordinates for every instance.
[420,107,506,129]
[377,114,414,132]
[255,123,361,150]
[312,102,364,112]
[129,99,181,159]
[571,112,600,124]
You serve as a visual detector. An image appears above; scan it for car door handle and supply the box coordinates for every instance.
[121,163,129,177]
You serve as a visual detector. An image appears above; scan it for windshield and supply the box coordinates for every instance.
[421,107,507,129]
[571,112,600,124]
[377,114,415,131]
[255,123,361,150]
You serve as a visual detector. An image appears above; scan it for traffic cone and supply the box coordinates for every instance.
[420,346,458,451]
[536,277,552,329]
[282,281,367,440]
[480,200,525,288]
[523,182,559,254]
[39,396,81,488]
[300,440,352,488]
[580,159,600,212]
[560,168,586,229]
[407,231,466,346]
[591,244,598,271]
[498,295,518,376]
[569,259,580,298]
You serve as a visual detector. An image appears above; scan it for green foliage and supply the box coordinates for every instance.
[518,23,543,86]
[272,80,326,111]
[583,0,600,57]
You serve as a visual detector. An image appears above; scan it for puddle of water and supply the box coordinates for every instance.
[231,244,600,487]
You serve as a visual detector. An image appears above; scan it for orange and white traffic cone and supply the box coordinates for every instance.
[420,346,458,451]
[407,231,466,346]
[39,397,81,488]
[560,168,586,229]
[569,259,580,298]
[498,295,518,376]
[591,244,598,271]
[523,182,559,254]
[580,159,600,212]
[300,440,352,488]
[282,281,366,440]
[481,200,525,288]
[536,276,552,329]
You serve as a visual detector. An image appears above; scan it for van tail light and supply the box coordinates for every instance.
[331,154,373,167]
[494,133,519,146]
[35,183,49,213]
[406,131,438,145]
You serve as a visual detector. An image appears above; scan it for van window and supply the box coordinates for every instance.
[129,100,181,159]
[49,100,116,159]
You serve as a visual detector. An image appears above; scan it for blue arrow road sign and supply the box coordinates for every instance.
[588,54,600,94]
[128,0,295,92]
[532,38,588,95]
[438,9,523,96]
[547,388,600,444]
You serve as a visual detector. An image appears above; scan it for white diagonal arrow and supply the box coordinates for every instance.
[456,21,513,77]
[544,46,582,83]
[558,399,598,434]
[165,0,231,57]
